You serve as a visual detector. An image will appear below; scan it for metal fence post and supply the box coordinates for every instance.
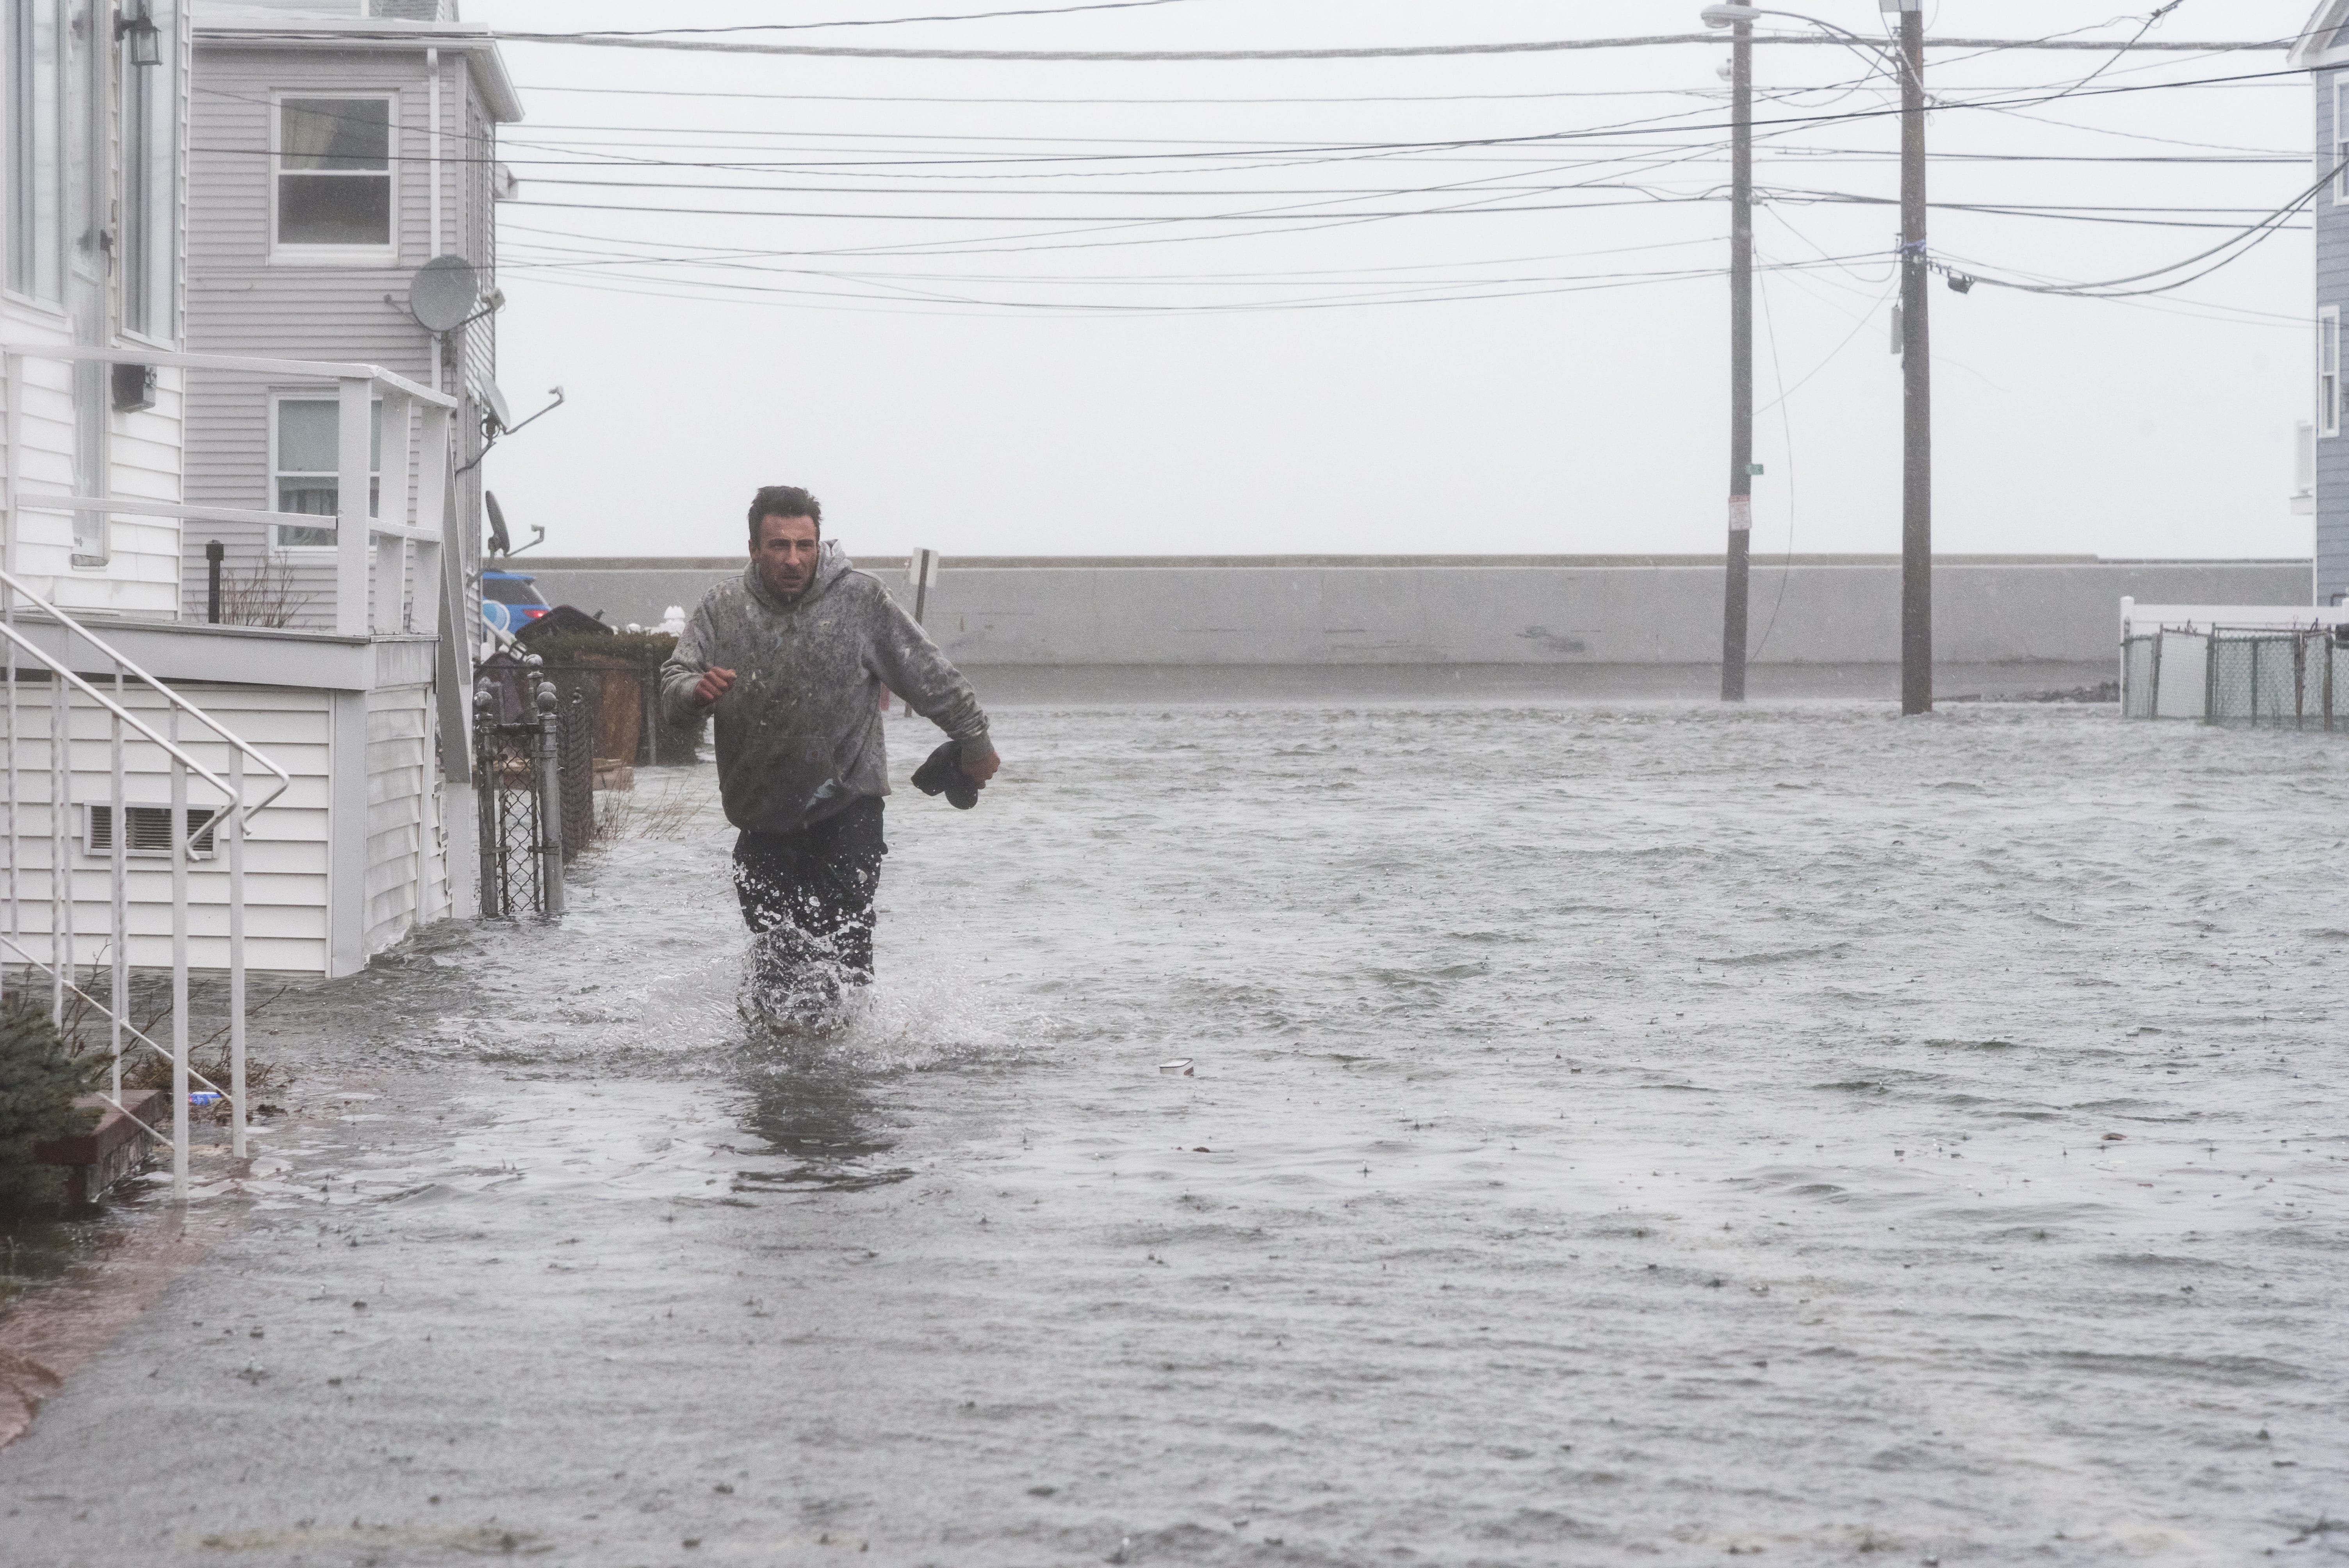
[473,679,502,919]
[534,680,565,919]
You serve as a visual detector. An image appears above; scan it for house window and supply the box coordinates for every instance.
[272,394,380,549]
[5,0,64,301]
[273,96,394,257]
[2337,77,2349,201]
[2324,310,2341,440]
[121,0,176,337]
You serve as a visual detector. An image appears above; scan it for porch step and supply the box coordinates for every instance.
[32,1089,164,1208]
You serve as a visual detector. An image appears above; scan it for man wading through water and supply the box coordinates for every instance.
[661,485,999,1027]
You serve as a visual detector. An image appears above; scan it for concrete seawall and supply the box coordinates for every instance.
[516,554,2311,699]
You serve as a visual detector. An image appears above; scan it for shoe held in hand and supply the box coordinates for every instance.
[912,739,979,810]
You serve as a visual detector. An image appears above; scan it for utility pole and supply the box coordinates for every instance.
[1896,0,1932,715]
[1720,16,1754,702]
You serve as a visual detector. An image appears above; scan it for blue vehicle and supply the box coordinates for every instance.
[481,570,551,636]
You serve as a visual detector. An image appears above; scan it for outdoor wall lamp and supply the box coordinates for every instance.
[116,0,162,68]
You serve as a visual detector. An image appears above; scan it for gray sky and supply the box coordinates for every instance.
[470,0,2319,562]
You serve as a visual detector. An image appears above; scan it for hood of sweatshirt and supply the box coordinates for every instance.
[742,539,854,614]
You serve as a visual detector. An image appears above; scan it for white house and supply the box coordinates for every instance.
[2,0,515,1025]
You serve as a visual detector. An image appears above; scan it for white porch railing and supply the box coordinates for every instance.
[5,346,460,637]
[2,344,461,1198]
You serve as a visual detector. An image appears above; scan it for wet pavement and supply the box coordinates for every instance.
[1,701,2345,1566]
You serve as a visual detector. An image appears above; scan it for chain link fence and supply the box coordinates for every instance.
[2206,629,2347,729]
[2124,624,2349,729]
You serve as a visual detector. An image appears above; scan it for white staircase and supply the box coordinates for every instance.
[2,342,463,1197]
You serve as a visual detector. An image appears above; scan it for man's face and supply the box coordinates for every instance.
[753,514,821,599]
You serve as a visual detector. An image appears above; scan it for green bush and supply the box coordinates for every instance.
[0,1002,103,1211]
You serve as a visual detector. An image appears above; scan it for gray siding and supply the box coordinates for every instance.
[182,40,494,631]
[2317,69,2349,603]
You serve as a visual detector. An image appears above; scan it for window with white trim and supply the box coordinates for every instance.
[272,95,395,259]
[122,0,177,337]
[271,394,381,549]
[2322,308,2340,438]
[2336,76,2349,202]
[5,0,64,301]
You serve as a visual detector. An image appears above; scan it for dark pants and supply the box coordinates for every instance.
[733,798,887,1010]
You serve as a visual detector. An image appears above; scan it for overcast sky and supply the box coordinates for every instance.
[467,0,2320,563]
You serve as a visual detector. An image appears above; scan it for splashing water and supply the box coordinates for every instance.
[1,700,2344,1565]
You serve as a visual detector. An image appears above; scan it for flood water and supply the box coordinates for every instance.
[2,701,2345,1566]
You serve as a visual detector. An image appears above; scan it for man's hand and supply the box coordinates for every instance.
[694,667,737,707]
[961,748,1001,788]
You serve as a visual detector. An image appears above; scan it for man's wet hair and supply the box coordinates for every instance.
[748,485,822,549]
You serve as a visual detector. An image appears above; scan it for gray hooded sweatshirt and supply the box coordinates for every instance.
[658,543,994,836]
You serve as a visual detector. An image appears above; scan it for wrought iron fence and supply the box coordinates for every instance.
[560,681,594,861]
[473,656,565,919]
[532,659,702,768]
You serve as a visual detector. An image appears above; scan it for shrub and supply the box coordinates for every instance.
[0,1002,103,1211]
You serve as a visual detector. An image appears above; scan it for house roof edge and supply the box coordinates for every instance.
[192,20,524,122]
[2292,0,2349,67]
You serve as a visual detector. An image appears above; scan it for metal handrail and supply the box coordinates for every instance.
[2,339,441,1202]
[0,568,292,821]
[0,931,229,1100]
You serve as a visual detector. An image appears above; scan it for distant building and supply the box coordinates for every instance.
[2296,4,2349,602]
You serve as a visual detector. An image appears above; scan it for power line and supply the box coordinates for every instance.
[533,0,1209,35]
[1951,160,2333,298]
[225,28,2299,63]
[506,78,2300,108]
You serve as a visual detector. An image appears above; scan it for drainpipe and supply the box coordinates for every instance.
[426,47,442,278]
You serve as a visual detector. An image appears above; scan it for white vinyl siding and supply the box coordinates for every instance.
[2,682,335,973]
[270,92,396,263]
[0,323,189,617]
[364,683,443,954]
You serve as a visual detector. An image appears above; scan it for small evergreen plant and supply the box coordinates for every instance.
[0,1000,103,1210]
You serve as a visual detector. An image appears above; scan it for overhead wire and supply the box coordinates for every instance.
[457,21,2322,316]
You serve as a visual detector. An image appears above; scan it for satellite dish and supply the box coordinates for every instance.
[483,381,514,433]
[408,254,481,333]
[485,490,513,556]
